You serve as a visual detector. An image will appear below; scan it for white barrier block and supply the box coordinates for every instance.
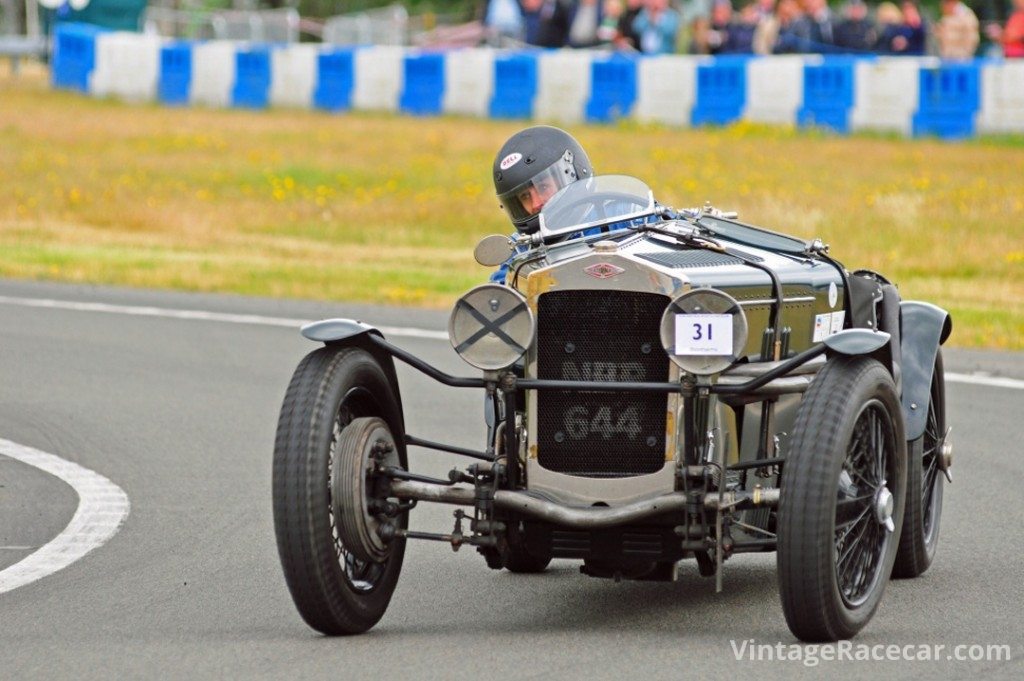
[851,57,930,134]
[977,109,1024,133]
[533,49,593,123]
[634,55,699,126]
[442,47,495,117]
[89,32,163,102]
[270,44,320,108]
[190,41,238,108]
[744,55,804,125]
[978,61,1024,133]
[352,45,404,111]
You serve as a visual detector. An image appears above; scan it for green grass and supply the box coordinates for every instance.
[1,66,1021,349]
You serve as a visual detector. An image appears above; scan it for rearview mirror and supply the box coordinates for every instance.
[474,234,513,267]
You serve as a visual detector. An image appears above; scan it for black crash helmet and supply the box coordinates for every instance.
[492,126,593,233]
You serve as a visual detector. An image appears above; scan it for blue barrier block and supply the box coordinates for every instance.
[585,56,637,123]
[912,63,981,139]
[917,63,981,113]
[52,22,105,92]
[314,49,355,112]
[399,52,445,116]
[912,110,976,139]
[158,42,192,106]
[797,57,857,133]
[489,52,538,119]
[691,57,748,126]
[231,47,272,109]
[802,58,856,110]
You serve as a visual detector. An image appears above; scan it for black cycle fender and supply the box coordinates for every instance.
[300,318,406,436]
[899,302,952,441]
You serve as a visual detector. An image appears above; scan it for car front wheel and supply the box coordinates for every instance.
[777,356,907,642]
[273,346,406,635]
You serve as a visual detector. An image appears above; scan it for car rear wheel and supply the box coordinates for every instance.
[893,349,946,578]
[777,356,907,642]
[273,346,406,635]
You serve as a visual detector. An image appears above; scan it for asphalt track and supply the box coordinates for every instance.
[0,279,1021,680]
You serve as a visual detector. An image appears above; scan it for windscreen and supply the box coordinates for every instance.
[537,175,656,239]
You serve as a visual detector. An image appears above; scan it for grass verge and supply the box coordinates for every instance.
[1,66,1021,349]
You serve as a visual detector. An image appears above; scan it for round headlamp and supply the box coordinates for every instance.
[448,284,534,371]
[659,288,748,376]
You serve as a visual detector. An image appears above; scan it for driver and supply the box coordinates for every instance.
[493,125,594,235]
[490,126,594,282]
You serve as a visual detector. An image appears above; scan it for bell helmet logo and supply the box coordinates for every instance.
[500,153,522,170]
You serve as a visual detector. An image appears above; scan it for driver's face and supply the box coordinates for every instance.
[516,176,559,216]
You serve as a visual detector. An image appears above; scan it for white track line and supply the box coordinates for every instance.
[0,294,448,340]
[0,439,130,595]
[0,294,1021,389]
[946,372,1024,390]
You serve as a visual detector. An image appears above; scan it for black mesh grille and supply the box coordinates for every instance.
[636,250,761,269]
[536,290,669,478]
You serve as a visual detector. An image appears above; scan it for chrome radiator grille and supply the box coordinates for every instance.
[535,290,670,478]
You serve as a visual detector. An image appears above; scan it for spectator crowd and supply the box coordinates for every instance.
[480,0,1024,58]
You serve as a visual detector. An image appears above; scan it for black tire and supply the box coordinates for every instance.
[777,356,907,642]
[893,349,946,578]
[273,346,406,635]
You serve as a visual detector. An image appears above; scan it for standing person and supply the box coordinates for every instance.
[532,0,574,46]
[705,0,735,53]
[598,0,626,44]
[725,0,761,52]
[521,0,545,44]
[483,0,527,43]
[802,0,837,51]
[616,0,645,48]
[985,0,1024,55]
[633,0,683,54]
[899,0,928,54]
[874,0,926,55]
[935,0,981,58]
[834,0,877,52]
[766,0,811,52]
[569,0,605,46]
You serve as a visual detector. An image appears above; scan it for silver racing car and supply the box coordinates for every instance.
[272,175,952,642]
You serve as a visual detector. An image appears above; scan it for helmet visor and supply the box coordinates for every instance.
[497,155,578,225]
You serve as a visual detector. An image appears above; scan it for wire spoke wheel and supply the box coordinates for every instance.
[835,401,896,607]
[778,356,907,642]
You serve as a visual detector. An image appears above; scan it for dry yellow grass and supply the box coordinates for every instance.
[0,65,1021,349]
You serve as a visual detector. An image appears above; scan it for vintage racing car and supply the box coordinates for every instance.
[271,175,953,642]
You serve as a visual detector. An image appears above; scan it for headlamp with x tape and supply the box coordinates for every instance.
[448,284,535,371]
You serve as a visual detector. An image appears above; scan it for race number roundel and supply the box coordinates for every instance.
[659,288,748,376]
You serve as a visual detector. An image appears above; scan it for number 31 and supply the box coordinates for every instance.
[692,323,713,341]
